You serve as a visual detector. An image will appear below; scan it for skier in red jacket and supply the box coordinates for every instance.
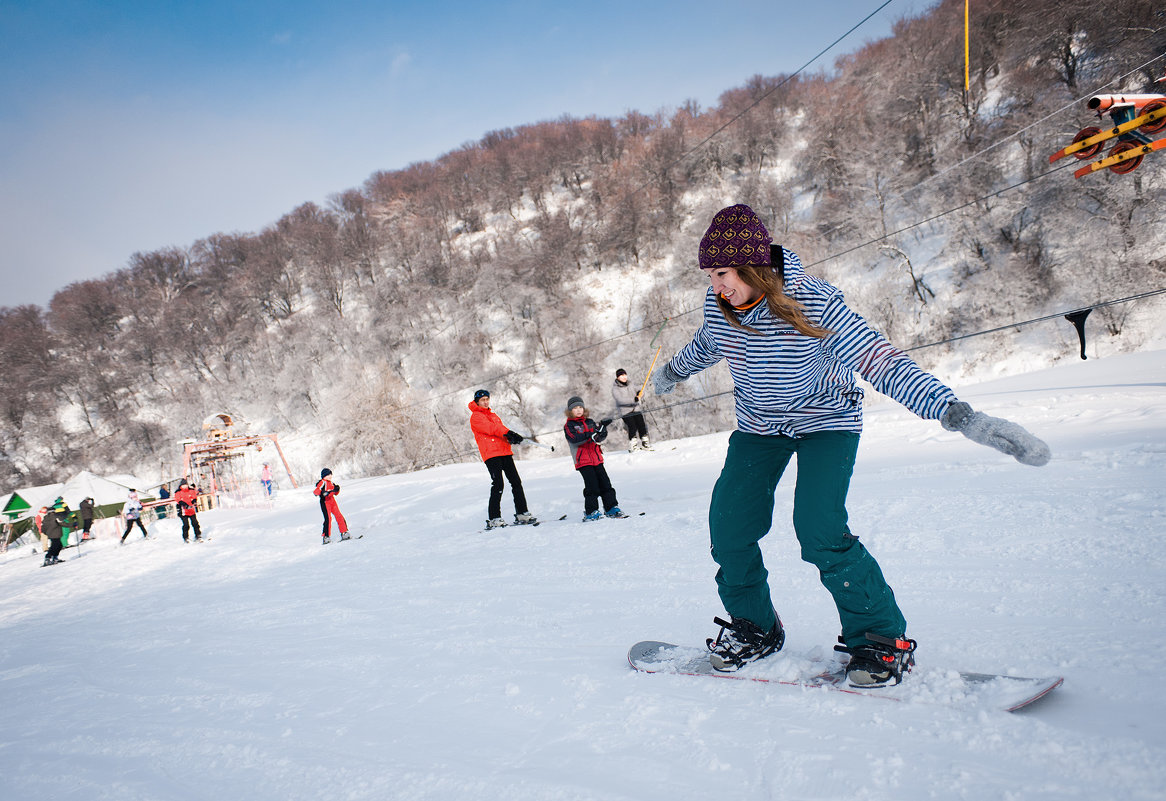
[314,468,349,544]
[174,480,204,542]
[468,389,536,529]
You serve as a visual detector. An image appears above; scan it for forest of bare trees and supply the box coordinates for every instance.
[3,0,1164,490]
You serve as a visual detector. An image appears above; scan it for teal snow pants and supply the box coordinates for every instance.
[708,429,906,648]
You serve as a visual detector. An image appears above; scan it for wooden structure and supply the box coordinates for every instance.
[181,413,298,505]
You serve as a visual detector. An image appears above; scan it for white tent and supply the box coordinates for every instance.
[60,471,142,509]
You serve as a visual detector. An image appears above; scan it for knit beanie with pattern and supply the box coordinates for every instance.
[698,204,772,269]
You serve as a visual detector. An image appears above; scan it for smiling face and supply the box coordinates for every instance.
[704,265,761,307]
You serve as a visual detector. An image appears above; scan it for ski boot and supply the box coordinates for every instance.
[322,534,332,545]
[486,518,507,529]
[836,633,917,687]
[706,615,785,672]
[513,512,537,525]
[340,532,352,541]
[582,510,603,522]
[605,507,628,519]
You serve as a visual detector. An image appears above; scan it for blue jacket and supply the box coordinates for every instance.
[667,249,956,437]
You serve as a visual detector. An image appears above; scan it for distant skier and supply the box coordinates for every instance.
[120,489,149,543]
[654,203,1051,687]
[260,463,274,497]
[79,496,95,539]
[174,479,204,542]
[468,389,536,529]
[563,396,625,521]
[40,497,72,566]
[611,368,651,450]
[314,468,349,544]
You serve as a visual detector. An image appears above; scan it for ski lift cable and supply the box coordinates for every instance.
[390,286,1165,474]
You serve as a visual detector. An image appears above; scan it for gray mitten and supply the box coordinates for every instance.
[940,401,1051,467]
[653,363,685,396]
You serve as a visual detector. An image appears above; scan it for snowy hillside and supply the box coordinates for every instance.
[2,350,1164,801]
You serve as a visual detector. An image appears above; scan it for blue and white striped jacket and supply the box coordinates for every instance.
[667,250,957,437]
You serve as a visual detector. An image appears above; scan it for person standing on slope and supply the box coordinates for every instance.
[79,496,95,539]
[611,368,651,451]
[563,396,626,521]
[174,479,204,542]
[120,489,149,543]
[314,468,350,544]
[653,203,1051,687]
[468,389,536,529]
[39,497,73,566]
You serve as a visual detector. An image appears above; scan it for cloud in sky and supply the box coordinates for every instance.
[0,0,908,308]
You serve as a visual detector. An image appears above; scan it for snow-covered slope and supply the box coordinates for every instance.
[2,350,1164,801]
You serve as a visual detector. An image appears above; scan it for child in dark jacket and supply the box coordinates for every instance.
[563,396,628,521]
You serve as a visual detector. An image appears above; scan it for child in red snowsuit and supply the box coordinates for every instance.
[563,396,626,521]
[314,468,349,544]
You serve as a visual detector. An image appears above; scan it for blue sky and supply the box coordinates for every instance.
[0,0,918,307]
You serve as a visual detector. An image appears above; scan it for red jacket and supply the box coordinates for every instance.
[174,485,199,517]
[469,401,514,462]
[314,478,340,501]
[564,417,605,469]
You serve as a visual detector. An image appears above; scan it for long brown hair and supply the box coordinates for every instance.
[714,264,830,338]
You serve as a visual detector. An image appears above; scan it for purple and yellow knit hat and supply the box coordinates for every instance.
[698,204,772,269]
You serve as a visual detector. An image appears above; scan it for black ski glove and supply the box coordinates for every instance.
[634,391,642,402]
[332,484,340,495]
[591,429,608,443]
[653,363,685,396]
[504,431,524,444]
[940,401,1051,467]
[598,418,614,429]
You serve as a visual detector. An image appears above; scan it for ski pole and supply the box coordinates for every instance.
[520,438,555,452]
[639,346,662,398]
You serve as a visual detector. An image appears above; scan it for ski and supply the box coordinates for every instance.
[1049,105,1166,162]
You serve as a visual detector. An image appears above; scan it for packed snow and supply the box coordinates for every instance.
[2,349,1164,801]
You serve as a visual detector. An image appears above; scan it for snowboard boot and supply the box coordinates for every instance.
[582,510,603,522]
[513,512,537,525]
[605,507,628,518]
[836,633,917,687]
[706,615,785,672]
[486,518,507,529]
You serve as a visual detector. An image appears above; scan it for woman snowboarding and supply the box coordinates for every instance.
[654,204,1050,686]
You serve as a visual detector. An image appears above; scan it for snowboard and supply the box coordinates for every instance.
[628,641,1062,713]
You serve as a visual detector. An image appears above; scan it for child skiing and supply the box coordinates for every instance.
[653,203,1051,686]
[314,468,349,544]
[468,389,537,529]
[174,479,204,542]
[563,396,626,521]
[120,489,149,543]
